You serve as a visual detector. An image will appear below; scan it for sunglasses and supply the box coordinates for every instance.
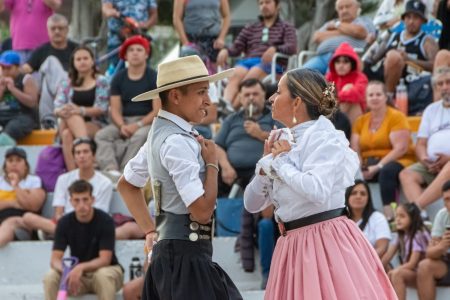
[73,137,93,147]
[261,27,269,43]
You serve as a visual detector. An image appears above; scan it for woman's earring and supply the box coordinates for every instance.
[292,115,297,124]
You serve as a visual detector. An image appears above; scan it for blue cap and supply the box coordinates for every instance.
[0,51,20,66]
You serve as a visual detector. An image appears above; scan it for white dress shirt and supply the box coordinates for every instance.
[244,116,359,222]
[123,141,149,188]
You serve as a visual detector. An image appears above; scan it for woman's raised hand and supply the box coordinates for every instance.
[271,140,291,157]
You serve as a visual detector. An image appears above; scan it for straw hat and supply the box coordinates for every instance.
[132,55,234,102]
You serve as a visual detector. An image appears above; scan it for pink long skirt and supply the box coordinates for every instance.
[265,216,397,300]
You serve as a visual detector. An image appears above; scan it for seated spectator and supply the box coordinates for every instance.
[417,180,450,299]
[43,180,123,299]
[305,0,375,74]
[373,0,434,31]
[215,78,278,288]
[0,147,45,247]
[351,81,416,220]
[102,0,158,65]
[345,180,391,258]
[412,162,450,211]
[173,0,230,73]
[363,0,438,100]
[325,42,368,124]
[0,0,62,63]
[21,139,113,239]
[0,50,39,146]
[399,66,450,210]
[95,35,160,179]
[21,13,78,128]
[381,203,430,300]
[216,0,297,109]
[54,46,109,171]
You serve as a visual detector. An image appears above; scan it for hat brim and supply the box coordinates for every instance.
[132,68,235,102]
[401,10,427,22]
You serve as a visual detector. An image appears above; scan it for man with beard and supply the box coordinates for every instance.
[216,0,297,109]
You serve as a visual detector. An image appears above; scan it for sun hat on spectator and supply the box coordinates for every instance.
[401,0,427,22]
[0,51,20,66]
[5,147,27,160]
[132,55,234,101]
[119,35,151,60]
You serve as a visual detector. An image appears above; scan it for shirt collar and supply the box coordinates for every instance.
[158,110,195,134]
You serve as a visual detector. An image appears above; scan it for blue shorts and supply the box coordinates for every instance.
[235,57,283,74]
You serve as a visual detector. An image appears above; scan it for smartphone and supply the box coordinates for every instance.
[446,225,450,231]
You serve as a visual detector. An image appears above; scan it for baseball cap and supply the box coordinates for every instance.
[0,51,21,66]
[5,147,27,160]
[401,0,427,22]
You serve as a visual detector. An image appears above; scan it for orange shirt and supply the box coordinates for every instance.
[353,107,416,167]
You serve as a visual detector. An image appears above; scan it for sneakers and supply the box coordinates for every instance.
[37,229,53,241]
[41,117,57,130]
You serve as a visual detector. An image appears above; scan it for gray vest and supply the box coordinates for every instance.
[147,116,205,214]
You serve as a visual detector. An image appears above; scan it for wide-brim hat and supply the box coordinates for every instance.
[132,55,234,102]
[401,0,427,22]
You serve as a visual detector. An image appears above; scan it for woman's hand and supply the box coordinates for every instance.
[7,172,20,188]
[197,136,217,165]
[362,165,379,180]
[271,140,291,158]
[264,129,281,156]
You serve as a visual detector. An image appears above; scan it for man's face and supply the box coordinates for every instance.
[435,72,450,105]
[259,0,278,19]
[404,13,425,35]
[336,0,359,22]
[70,191,95,221]
[48,20,69,45]
[176,81,211,124]
[73,143,95,170]
[125,44,148,67]
[239,84,266,114]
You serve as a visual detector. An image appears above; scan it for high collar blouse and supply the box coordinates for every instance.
[244,116,360,222]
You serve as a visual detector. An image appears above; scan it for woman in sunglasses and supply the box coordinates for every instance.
[325,42,368,124]
[54,46,109,170]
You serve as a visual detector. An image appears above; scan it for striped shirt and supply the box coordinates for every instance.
[227,16,297,58]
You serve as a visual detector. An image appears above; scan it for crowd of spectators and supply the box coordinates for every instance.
[0,0,449,298]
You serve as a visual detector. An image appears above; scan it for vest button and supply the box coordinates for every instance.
[189,233,199,241]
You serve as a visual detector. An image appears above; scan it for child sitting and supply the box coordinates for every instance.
[382,203,431,300]
[325,42,368,124]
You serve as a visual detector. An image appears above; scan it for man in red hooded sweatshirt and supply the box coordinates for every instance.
[326,42,368,124]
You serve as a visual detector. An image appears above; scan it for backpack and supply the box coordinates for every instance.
[35,146,66,192]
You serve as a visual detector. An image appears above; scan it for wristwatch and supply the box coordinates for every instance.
[137,120,144,128]
[377,163,384,170]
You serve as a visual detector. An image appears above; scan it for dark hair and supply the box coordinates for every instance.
[443,180,450,193]
[159,85,190,107]
[68,179,93,196]
[69,45,99,87]
[334,55,357,71]
[285,68,337,119]
[258,0,280,5]
[397,202,428,264]
[72,138,97,155]
[238,78,266,93]
[345,180,375,231]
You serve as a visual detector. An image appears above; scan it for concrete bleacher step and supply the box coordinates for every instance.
[0,238,265,300]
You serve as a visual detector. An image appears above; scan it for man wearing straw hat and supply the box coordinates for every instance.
[123,55,242,299]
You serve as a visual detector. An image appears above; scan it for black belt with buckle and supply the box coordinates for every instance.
[278,207,348,236]
[156,212,213,242]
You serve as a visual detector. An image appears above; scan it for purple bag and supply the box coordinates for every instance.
[35,146,66,192]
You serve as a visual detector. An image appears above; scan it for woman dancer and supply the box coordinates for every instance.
[244,68,397,299]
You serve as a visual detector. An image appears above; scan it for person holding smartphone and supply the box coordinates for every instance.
[416,180,450,299]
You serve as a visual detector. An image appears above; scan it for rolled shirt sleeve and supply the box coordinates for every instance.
[123,142,150,188]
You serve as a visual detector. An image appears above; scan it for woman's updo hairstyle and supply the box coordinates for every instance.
[285,68,338,119]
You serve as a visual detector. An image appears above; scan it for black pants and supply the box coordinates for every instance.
[0,208,26,224]
[369,161,404,206]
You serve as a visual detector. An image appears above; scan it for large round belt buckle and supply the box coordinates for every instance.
[189,232,199,241]
[189,222,199,231]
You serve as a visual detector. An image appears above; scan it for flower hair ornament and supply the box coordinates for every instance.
[322,82,336,99]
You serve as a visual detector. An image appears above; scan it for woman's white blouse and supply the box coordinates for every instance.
[356,211,392,246]
[244,116,359,222]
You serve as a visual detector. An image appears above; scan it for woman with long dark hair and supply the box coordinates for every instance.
[54,46,109,170]
[345,180,391,258]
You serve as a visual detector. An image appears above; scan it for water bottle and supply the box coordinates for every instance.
[129,257,143,280]
[395,79,408,115]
